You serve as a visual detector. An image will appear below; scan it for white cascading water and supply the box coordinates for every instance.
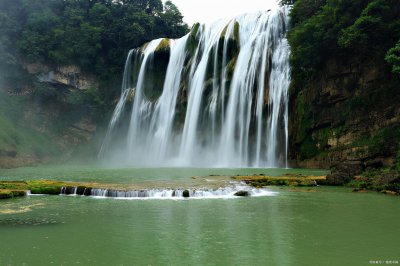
[99,6,291,168]
[58,184,277,199]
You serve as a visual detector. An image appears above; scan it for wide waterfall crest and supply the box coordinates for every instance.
[99,6,291,168]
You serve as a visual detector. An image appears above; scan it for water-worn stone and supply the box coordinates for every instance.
[182,190,190,198]
[234,191,250,197]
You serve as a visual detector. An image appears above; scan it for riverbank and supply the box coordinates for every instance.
[0,175,317,200]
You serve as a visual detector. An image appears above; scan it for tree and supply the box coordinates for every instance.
[288,0,400,83]
[386,42,400,74]
[1,0,189,107]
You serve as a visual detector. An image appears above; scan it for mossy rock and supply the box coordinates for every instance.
[0,181,28,190]
[0,190,14,199]
[30,186,61,195]
[244,176,323,188]
[190,23,200,38]
[155,38,170,53]
[142,39,170,101]
[233,21,239,42]
[0,189,26,199]
[186,23,201,55]
[221,21,239,41]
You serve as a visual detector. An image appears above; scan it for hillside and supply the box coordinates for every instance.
[287,0,400,182]
[0,0,188,167]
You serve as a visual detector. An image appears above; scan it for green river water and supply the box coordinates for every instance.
[0,166,399,265]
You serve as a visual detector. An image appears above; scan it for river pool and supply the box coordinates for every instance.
[0,167,399,265]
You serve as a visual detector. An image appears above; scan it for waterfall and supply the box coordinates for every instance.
[100,6,291,168]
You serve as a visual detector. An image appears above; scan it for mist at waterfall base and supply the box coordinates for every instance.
[99,6,291,168]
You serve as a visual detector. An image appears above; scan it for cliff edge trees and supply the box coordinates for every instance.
[0,0,188,108]
[287,0,400,182]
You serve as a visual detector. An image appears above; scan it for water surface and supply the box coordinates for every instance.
[0,165,328,183]
[0,187,398,266]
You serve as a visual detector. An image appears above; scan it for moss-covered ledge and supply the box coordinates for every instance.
[0,189,26,199]
[232,172,399,196]
[231,174,326,188]
[1,172,398,200]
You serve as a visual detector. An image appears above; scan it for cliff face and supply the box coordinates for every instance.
[0,62,98,168]
[289,57,400,174]
[23,62,98,91]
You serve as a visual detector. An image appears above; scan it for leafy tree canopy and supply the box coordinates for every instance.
[288,0,400,83]
[0,0,189,107]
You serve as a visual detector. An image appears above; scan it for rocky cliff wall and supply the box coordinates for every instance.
[289,57,400,175]
[0,62,99,168]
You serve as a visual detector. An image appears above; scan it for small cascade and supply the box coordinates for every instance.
[99,5,291,168]
[89,184,276,199]
[53,184,276,199]
[60,186,91,196]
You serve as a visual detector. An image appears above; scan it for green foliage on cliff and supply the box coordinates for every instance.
[288,0,400,166]
[385,42,400,74]
[288,0,400,83]
[0,0,188,103]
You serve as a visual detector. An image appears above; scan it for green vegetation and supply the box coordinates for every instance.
[292,90,319,160]
[156,38,171,53]
[0,0,189,166]
[0,0,188,107]
[232,175,325,187]
[0,189,25,199]
[288,0,400,167]
[0,180,63,198]
[352,124,400,155]
[385,42,400,74]
[346,168,400,195]
[288,0,400,84]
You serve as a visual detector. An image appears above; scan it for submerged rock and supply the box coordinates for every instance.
[0,217,59,226]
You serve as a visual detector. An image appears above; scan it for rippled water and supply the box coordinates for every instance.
[0,187,399,266]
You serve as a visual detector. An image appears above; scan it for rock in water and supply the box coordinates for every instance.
[182,190,190,198]
[234,191,250,197]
